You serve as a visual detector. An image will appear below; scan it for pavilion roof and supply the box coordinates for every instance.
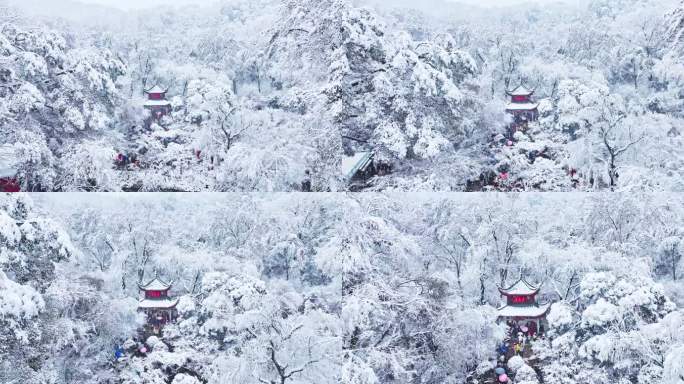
[341,151,374,180]
[138,274,173,291]
[498,276,541,296]
[0,144,18,178]
[497,302,551,318]
[138,297,179,309]
[144,99,172,107]
[505,102,539,111]
[506,84,534,96]
[144,85,167,94]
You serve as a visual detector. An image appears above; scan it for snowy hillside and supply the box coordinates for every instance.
[1,192,682,383]
[0,0,683,191]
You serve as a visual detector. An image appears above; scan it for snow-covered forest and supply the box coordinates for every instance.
[1,0,684,191]
[2,0,684,382]
[1,192,683,383]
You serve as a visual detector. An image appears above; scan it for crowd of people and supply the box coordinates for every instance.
[491,321,547,383]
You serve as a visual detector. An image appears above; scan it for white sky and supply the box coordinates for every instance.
[73,0,580,11]
[74,0,219,10]
[453,0,580,5]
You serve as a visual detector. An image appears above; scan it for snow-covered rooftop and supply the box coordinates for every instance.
[499,277,541,296]
[341,151,373,180]
[505,102,539,111]
[0,144,18,178]
[145,85,167,94]
[144,100,172,107]
[497,302,551,318]
[138,297,179,309]
[507,84,534,96]
[139,276,172,291]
